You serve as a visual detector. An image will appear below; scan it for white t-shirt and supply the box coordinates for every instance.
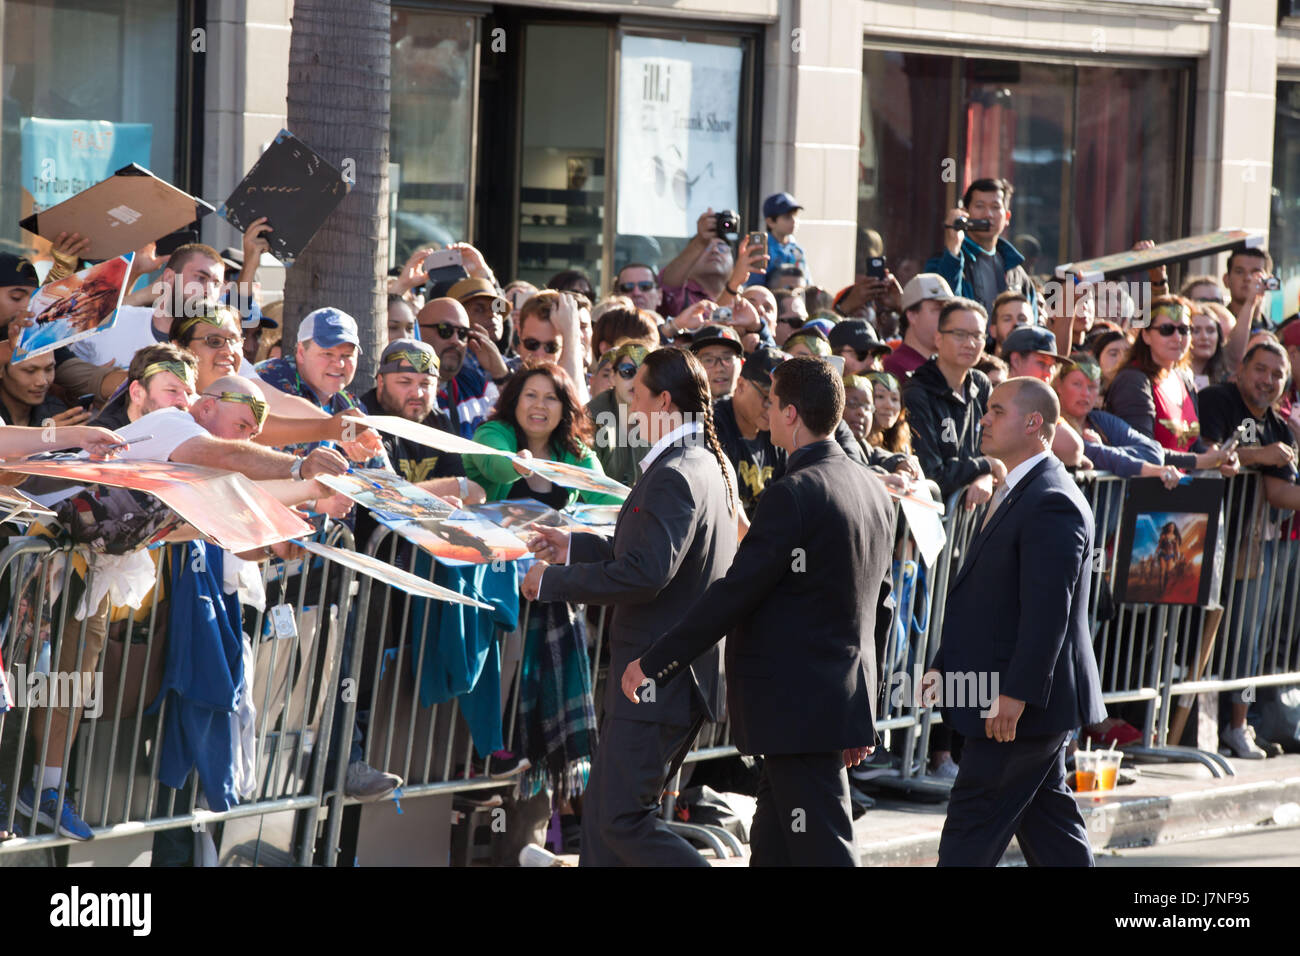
[115,407,209,462]
[70,304,259,379]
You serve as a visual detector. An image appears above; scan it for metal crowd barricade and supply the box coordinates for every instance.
[0,523,360,861]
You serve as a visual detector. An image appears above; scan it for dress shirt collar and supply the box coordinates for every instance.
[1002,449,1052,495]
[640,420,702,472]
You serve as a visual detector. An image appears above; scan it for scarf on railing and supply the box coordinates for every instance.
[515,598,596,800]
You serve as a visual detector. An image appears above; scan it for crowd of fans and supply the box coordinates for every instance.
[0,173,1297,863]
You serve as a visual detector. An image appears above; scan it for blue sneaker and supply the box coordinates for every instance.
[0,787,24,839]
[16,783,94,841]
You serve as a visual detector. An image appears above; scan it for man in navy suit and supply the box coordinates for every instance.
[925,376,1106,866]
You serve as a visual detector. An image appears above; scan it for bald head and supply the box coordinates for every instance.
[206,373,266,401]
[418,297,471,380]
[980,376,1059,465]
[1007,376,1060,435]
[195,373,270,440]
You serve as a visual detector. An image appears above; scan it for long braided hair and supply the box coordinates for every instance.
[641,348,737,516]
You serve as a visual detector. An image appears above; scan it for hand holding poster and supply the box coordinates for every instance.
[19,164,213,261]
[14,253,133,360]
[380,514,528,566]
[218,129,350,266]
[1055,230,1264,283]
[1,458,312,553]
[356,414,631,498]
[315,468,456,522]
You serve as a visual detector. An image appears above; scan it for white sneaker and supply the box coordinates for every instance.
[1220,725,1267,760]
[931,754,960,779]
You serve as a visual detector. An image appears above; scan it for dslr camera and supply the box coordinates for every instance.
[714,210,740,239]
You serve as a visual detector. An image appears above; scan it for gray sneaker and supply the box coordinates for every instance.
[1220,725,1267,760]
[345,761,402,800]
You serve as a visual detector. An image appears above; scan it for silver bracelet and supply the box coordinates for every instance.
[457,476,468,498]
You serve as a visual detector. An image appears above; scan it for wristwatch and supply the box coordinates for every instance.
[290,457,305,481]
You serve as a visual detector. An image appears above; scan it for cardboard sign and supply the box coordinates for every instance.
[14,253,133,360]
[19,163,213,261]
[1056,230,1265,283]
[218,129,350,266]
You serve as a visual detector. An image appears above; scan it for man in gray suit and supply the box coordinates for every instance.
[522,348,740,866]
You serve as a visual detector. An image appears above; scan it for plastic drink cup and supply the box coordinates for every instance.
[1096,751,1122,792]
[1074,750,1099,792]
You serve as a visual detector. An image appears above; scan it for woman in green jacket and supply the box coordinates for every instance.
[462,361,616,834]
[464,362,623,507]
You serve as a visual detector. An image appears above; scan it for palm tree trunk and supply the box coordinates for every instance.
[283,0,390,391]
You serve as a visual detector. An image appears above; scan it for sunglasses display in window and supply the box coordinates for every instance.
[522,338,561,355]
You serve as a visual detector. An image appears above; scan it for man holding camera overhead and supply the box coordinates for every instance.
[658,208,767,327]
[925,177,1039,323]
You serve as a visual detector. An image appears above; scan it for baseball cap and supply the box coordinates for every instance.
[448,277,510,316]
[689,323,744,356]
[803,317,836,339]
[298,307,360,349]
[1001,325,1062,360]
[900,273,954,312]
[0,253,39,289]
[741,347,789,389]
[762,192,802,220]
[828,320,891,357]
[379,338,438,375]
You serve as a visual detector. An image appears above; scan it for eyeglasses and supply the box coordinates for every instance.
[1193,295,1226,305]
[776,316,805,329]
[522,338,561,354]
[615,363,638,380]
[938,329,984,344]
[618,281,656,293]
[1153,324,1192,338]
[200,334,243,351]
[203,391,268,426]
[698,354,737,370]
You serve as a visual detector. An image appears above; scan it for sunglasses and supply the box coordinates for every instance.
[1153,324,1192,338]
[203,391,268,426]
[200,334,243,350]
[522,338,561,354]
[618,281,656,293]
[615,363,638,380]
[426,323,471,342]
[777,316,805,329]
[1193,295,1226,305]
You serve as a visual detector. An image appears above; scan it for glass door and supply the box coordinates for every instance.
[516,23,609,291]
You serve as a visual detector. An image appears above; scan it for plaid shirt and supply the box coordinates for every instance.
[254,355,388,469]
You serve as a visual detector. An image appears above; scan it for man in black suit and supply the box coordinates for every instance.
[925,376,1106,866]
[521,348,740,866]
[623,357,895,866]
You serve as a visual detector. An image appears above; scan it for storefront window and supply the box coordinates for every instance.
[390,9,476,265]
[1,0,184,257]
[1271,80,1300,292]
[614,33,746,278]
[858,49,1187,286]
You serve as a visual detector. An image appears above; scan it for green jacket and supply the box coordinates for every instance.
[464,419,625,506]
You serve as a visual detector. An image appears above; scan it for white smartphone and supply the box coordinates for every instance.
[423,248,464,271]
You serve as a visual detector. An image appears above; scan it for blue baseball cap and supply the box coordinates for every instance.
[298,307,360,350]
[762,192,803,220]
